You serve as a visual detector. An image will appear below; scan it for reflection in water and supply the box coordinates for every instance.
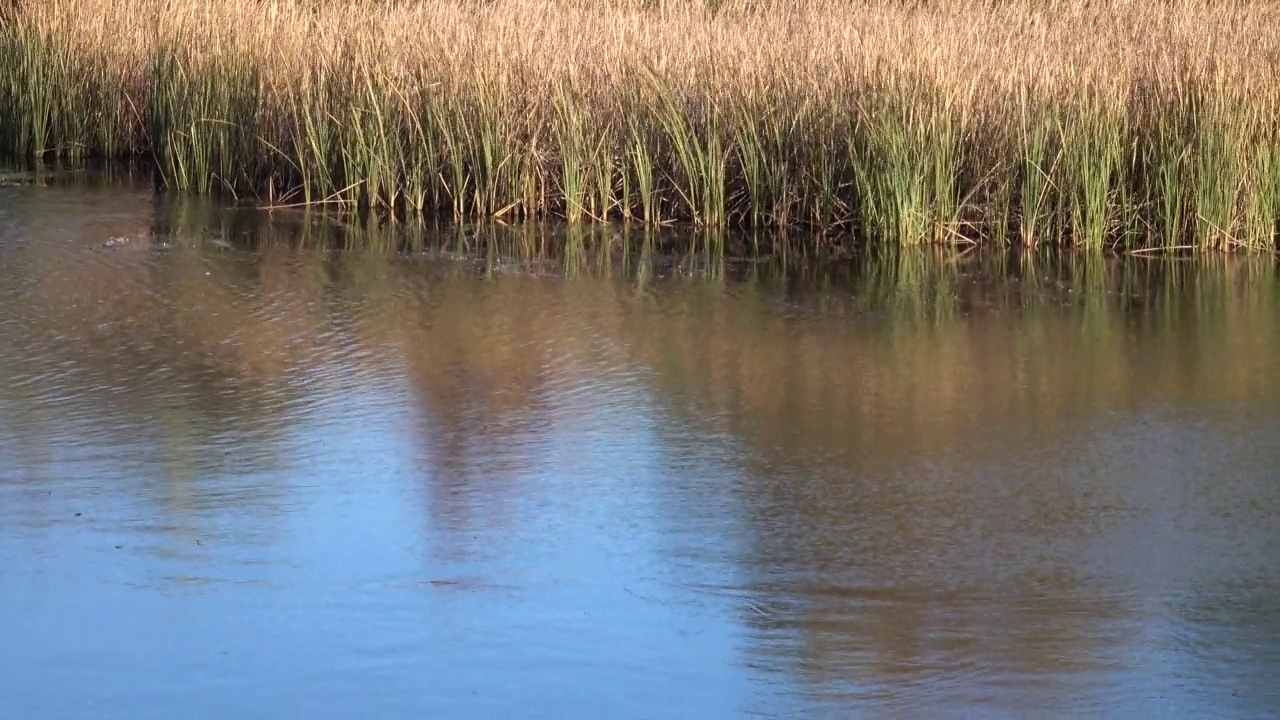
[0,181,1277,717]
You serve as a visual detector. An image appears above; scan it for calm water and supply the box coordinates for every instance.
[1,178,1278,718]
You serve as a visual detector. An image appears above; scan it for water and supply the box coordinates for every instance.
[1,178,1278,718]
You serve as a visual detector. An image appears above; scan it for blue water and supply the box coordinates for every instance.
[1,181,1278,718]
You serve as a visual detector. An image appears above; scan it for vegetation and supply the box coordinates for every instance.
[1,0,1279,251]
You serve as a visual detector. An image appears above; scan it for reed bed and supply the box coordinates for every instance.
[2,0,1279,251]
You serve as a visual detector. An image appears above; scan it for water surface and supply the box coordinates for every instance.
[1,179,1278,718]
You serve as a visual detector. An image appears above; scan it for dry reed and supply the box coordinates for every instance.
[2,0,1279,251]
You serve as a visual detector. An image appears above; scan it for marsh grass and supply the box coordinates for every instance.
[1,0,1278,252]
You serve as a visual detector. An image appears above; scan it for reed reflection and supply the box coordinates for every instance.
[615,255,1278,710]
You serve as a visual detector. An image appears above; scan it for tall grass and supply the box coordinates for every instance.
[1,0,1278,252]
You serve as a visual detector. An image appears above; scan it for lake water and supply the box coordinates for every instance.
[1,176,1278,718]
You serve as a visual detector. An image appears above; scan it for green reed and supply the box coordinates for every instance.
[0,24,61,158]
[1016,102,1059,248]
[1191,99,1246,251]
[284,67,340,205]
[1243,131,1280,251]
[623,117,660,223]
[149,46,260,195]
[732,94,797,228]
[852,88,966,247]
[648,76,729,227]
[1060,102,1123,251]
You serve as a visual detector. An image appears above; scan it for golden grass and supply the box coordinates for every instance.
[2,0,1280,250]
